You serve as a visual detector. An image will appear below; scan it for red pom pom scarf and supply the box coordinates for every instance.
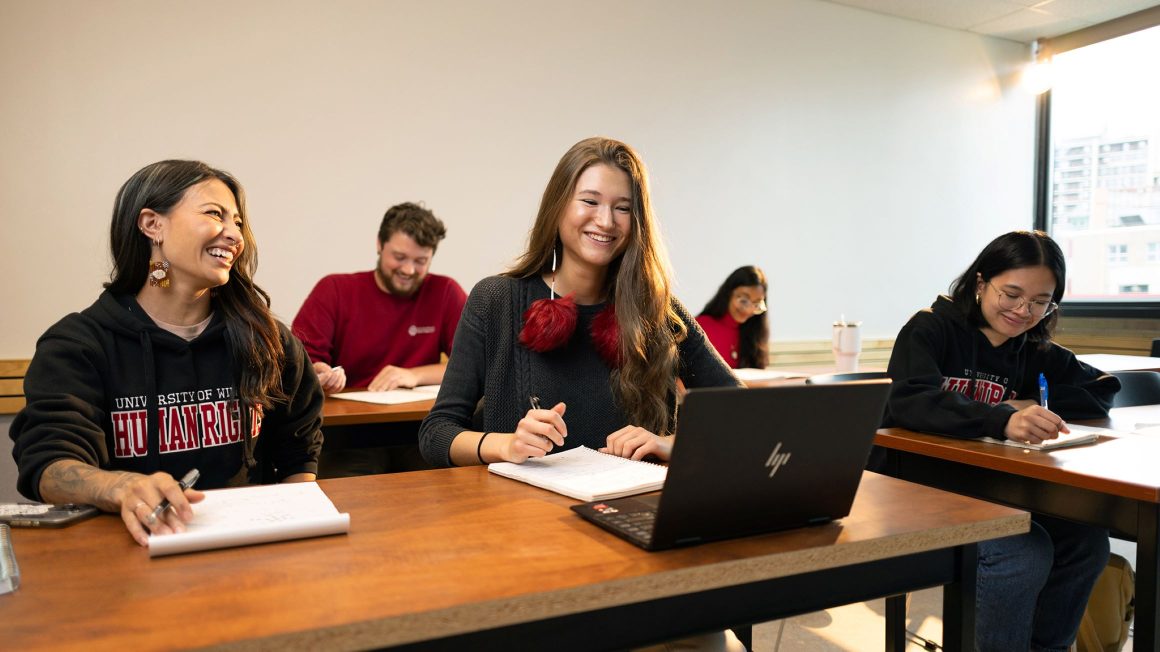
[518,294,622,368]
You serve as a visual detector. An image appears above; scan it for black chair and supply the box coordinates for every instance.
[1110,370,1160,408]
[1150,338,1160,358]
[805,371,890,385]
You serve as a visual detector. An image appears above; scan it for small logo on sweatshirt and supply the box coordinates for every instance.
[407,324,436,336]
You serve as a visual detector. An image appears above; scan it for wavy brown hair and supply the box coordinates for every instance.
[378,201,447,251]
[106,160,287,408]
[508,137,684,434]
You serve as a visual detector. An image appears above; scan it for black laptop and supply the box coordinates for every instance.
[570,380,890,550]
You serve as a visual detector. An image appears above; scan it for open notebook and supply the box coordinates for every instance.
[148,482,350,557]
[488,446,666,502]
[981,429,1100,451]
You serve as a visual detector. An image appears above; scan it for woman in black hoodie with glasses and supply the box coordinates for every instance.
[11,160,323,547]
[884,230,1119,652]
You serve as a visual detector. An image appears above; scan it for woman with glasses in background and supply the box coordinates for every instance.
[883,230,1120,652]
[696,266,769,369]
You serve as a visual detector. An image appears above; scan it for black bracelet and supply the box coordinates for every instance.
[476,432,491,465]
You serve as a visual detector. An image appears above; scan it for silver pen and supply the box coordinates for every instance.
[149,468,200,524]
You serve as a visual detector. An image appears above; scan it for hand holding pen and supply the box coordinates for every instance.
[149,468,200,525]
[119,468,204,547]
[1004,374,1069,444]
[503,395,568,462]
[312,362,346,394]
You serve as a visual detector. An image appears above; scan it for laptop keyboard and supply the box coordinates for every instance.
[599,509,656,544]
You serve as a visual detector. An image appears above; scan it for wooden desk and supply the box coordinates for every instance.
[735,364,887,388]
[322,395,435,426]
[875,425,1160,650]
[2,469,1024,651]
[319,368,886,423]
[1079,353,1160,373]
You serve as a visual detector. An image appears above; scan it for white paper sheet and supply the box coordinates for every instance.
[148,483,349,557]
[331,385,441,405]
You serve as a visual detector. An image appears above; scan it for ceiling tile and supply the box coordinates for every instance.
[824,0,1029,30]
[821,0,1160,43]
[970,7,1093,41]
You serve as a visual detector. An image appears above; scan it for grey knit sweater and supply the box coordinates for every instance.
[418,275,740,467]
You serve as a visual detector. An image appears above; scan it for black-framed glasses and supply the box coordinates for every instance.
[734,295,767,315]
[987,282,1058,318]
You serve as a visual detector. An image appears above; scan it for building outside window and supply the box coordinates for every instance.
[1046,26,1160,303]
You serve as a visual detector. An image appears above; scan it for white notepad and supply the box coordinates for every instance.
[980,429,1100,451]
[148,482,350,557]
[331,385,440,405]
[488,446,667,502]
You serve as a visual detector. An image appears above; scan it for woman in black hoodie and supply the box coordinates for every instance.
[11,160,323,547]
[884,230,1119,652]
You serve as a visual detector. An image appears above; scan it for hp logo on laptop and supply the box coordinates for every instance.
[764,442,791,478]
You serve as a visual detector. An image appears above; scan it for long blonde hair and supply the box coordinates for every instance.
[508,137,685,433]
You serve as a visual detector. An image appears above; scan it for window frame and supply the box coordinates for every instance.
[1032,6,1160,318]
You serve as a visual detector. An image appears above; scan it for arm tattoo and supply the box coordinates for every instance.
[40,460,137,512]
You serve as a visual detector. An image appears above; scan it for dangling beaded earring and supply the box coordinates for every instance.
[148,238,171,289]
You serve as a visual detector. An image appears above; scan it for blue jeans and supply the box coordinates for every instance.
[975,514,1109,652]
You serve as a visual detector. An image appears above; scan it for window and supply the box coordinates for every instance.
[1042,25,1160,311]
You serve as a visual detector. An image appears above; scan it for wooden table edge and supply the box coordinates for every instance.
[207,511,1027,651]
[875,429,1160,503]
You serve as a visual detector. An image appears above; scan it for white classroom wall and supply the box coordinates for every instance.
[0,0,1036,500]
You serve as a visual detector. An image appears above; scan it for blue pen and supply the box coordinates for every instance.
[1038,373,1049,409]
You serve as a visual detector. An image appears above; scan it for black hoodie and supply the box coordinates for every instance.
[11,291,324,501]
[883,295,1120,439]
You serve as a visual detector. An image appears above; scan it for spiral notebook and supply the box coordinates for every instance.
[488,446,667,502]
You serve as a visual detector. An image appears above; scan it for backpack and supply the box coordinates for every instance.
[1076,553,1135,652]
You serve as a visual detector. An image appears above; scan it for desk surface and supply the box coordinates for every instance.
[1079,353,1160,373]
[1106,403,1160,431]
[318,368,881,424]
[3,469,1025,651]
[874,407,1160,650]
[875,426,1160,503]
[322,395,435,426]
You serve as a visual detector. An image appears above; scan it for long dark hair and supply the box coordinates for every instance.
[948,230,1065,348]
[106,160,287,408]
[508,137,684,434]
[699,265,769,368]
